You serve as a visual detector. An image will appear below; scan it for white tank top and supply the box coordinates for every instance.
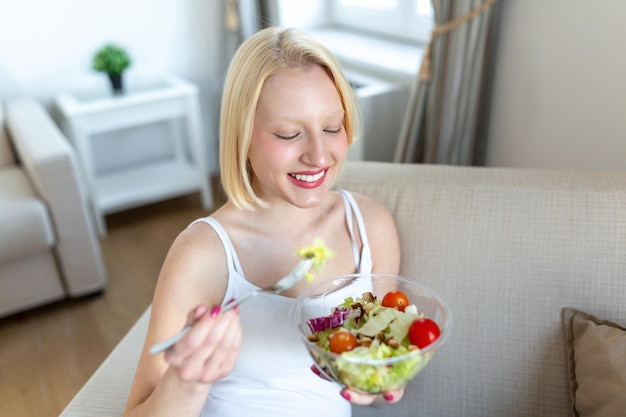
[192,190,372,417]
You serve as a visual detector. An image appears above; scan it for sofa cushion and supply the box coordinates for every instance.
[562,307,626,417]
[0,167,55,263]
[0,251,65,317]
[0,104,16,167]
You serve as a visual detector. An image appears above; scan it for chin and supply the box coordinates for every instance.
[290,189,329,209]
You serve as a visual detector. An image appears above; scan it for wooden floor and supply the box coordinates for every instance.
[0,190,221,417]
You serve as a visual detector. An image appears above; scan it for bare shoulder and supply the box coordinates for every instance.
[162,219,227,278]
[167,219,225,264]
[150,219,229,328]
[349,191,396,231]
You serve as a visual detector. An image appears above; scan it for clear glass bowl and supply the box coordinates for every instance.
[290,273,452,394]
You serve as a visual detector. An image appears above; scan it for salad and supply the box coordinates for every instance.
[305,290,441,393]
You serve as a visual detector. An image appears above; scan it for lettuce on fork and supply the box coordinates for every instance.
[296,238,336,282]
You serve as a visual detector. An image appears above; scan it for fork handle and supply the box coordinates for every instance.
[149,326,191,355]
[222,290,258,312]
[149,292,259,355]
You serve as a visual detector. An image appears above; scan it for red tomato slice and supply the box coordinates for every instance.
[408,318,440,349]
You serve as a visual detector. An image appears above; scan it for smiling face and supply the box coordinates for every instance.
[247,65,348,209]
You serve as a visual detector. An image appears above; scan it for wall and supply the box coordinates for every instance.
[486,0,626,171]
[0,0,224,174]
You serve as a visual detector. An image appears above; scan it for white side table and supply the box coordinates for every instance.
[55,74,214,236]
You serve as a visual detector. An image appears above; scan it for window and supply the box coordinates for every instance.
[330,0,433,44]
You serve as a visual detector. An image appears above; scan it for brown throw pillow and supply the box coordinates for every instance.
[562,308,626,417]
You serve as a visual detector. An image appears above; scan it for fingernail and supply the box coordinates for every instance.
[310,365,321,376]
[383,393,394,401]
[340,390,351,400]
[210,306,221,318]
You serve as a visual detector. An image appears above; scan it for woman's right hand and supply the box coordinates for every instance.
[163,304,242,388]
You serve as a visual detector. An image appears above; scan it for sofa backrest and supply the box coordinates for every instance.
[0,103,16,167]
[337,161,626,417]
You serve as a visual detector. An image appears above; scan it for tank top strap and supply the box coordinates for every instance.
[338,189,372,272]
[189,216,244,275]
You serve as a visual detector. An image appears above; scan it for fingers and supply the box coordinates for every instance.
[184,304,208,327]
[339,386,405,405]
[340,388,376,405]
[187,307,241,378]
[381,387,404,404]
[310,364,331,381]
[164,304,242,384]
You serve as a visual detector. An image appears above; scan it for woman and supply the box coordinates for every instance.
[123,27,401,417]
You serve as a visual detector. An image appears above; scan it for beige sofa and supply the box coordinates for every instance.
[60,161,626,417]
[0,97,106,318]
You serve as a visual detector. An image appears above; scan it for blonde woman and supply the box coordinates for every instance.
[124,27,402,417]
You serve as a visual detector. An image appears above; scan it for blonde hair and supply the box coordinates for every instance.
[219,26,361,210]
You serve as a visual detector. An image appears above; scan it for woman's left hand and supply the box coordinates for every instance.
[311,365,405,405]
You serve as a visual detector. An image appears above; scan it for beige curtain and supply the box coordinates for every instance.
[394,0,501,165]
[222,0,273,79]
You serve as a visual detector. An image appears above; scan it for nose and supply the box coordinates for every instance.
[303,132,328,166]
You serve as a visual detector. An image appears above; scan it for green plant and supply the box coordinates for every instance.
[92,44,131,76]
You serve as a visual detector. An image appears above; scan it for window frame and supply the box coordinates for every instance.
[329,0,433,44]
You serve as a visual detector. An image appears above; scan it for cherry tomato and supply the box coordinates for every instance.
[329,331,358,354]
[382,290,410,312]
[408,318,440,349]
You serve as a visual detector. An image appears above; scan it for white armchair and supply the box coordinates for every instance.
[0,97,107,318]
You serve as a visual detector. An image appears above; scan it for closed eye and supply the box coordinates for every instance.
[324,127,342,134]
[274,133,299,140]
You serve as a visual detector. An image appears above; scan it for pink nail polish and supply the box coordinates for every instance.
[210,306,221,318]
[383,393,394,401]
[341,390,351,401]
[310,365,321,376]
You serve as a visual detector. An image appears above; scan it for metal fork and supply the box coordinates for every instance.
[149,258,314,355]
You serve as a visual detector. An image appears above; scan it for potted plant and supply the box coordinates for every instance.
[92,43,132,94]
